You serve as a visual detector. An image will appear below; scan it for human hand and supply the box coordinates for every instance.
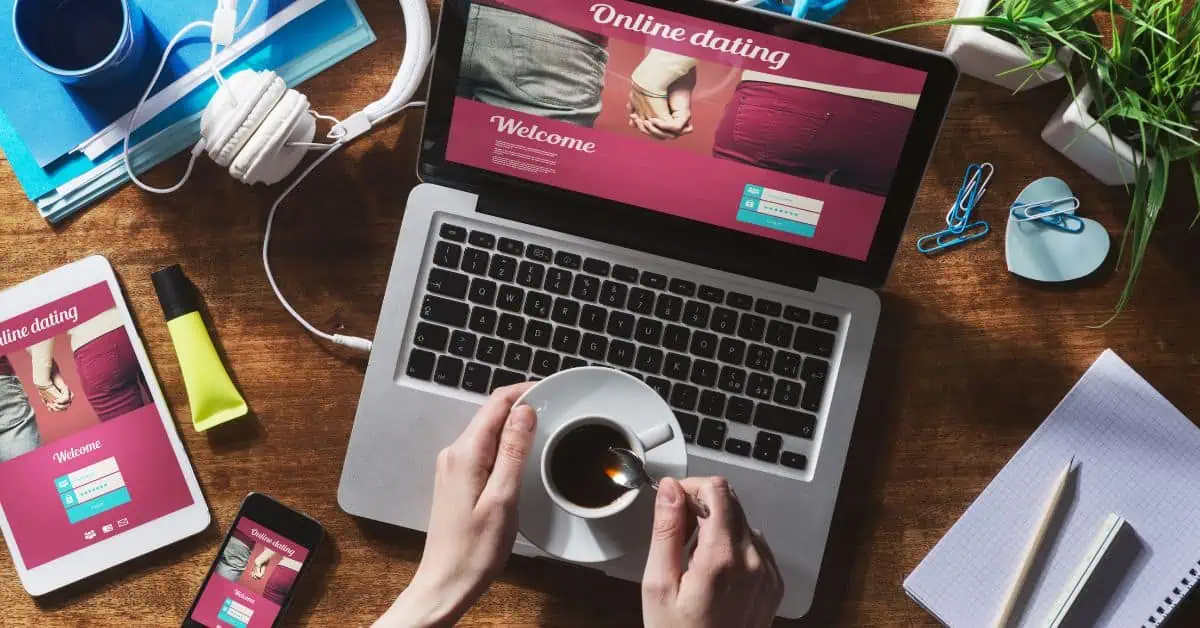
[252,549,276,579]
[376,383,538,628]
[628,69,696,140]
[641,477,784,628]
[37,364,72,412]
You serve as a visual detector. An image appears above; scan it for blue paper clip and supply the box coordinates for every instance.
[1010,197,1085,234]
[918,163,994,254]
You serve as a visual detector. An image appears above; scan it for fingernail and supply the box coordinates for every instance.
[507,406,534,432]
[657,479,679,506]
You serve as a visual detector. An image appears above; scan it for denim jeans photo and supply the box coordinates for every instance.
[0,375,41,463]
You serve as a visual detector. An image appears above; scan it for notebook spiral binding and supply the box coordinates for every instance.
[1143,559,1200,626]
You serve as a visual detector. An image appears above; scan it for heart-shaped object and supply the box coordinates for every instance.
[1005,177,1111,282]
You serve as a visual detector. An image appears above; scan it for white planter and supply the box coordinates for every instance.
[1041,81,1141,186]
[944,0,1070,91]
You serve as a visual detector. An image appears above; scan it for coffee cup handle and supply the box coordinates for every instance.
[636,423,674,453]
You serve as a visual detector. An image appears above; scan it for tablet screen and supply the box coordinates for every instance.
[0,282,195,569]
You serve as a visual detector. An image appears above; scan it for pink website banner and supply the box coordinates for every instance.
[193,570,284,628]
[0,282,114,354]
[0,405,194,568]
[448,98,885,260]
[488,0,927,93]
[235,518,310,563]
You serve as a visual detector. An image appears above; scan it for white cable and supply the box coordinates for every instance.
[235,0,263,33]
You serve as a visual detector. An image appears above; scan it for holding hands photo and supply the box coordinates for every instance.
[629,68,697,141]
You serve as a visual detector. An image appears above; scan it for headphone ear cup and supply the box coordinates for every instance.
[201,70,286,168]
[231,89,315,186]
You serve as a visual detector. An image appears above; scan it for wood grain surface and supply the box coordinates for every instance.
[2,0,1199,625]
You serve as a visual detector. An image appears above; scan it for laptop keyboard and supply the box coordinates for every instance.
[404,220,843,476]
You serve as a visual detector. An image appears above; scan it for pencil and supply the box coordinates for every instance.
[993,456,1077,628]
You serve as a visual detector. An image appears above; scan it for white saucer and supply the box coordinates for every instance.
[516,367,688,564]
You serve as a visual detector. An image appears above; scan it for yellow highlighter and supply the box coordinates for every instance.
[152,265,248,432]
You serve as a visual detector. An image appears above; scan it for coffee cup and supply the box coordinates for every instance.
[13,0,148,88]
[540,414,674,520]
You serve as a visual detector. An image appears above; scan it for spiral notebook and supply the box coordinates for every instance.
[904,350,1200,627]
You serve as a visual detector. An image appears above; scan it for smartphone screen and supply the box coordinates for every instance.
[183,494,323,628]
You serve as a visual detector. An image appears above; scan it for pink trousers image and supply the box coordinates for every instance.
[73,329,151,422]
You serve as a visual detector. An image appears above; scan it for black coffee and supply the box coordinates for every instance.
[25,0,125,71]
[549,423,630,509]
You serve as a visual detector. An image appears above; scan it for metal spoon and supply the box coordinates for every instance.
[607,447,709,518]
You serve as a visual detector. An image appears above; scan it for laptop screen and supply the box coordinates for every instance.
[443,0,929,262]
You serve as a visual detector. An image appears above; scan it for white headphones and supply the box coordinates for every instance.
[122,0,433,353]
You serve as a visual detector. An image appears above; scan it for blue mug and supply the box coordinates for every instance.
[13,0,148,88]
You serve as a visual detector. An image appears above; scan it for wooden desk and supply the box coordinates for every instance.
[2,0,1198,625]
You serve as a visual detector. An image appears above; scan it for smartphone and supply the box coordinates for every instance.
[182,493,324,628]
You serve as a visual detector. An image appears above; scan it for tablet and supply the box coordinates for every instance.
[0,256,210,595]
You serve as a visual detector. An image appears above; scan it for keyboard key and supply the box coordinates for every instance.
[613,265,639,283]
[555,251,582,269]
[674,412,698,443]
[581,334,608,360]
[766,320,793,348]
[670,383,699,411]
[663,353,691,381]
[628,288,655,314]
[636,346,664,374]
[690,331,718,358]
[698,390,726,417]
[583,258,610,276]
[607,311,635,338]
[697,419,727,450]
[427,268,469,299]
[655,294,683,322]
[476,337,504,364]
[488,254,518,282]
[571,275,600,302]
[469,278,496,305]
[754,404,817,439]
[718,338,746,364]
[497,314,524,341]
[562,356,587,370]
[600,281,628,308]
[711,307,738,334]
[434,355,464,387]
[413,322,450,352]
[718,366,746,394]
[784,306,811,324]
[545,268,572,295]
[773,380,802,407]
[640,272,667,289]
[580,305,607,332]
[406,349,436,380]
[698,285,725,303]
[725,438,751,457]
[635,318,664,345]
[524,292,552,319]
[552,327,581,354]
[622,369,644,381]
[469,231,496,249]
[504,345,532,371]
[772,351,802,378]
[433,241,462,268]
[663,325,690,351]
[608,340,636,367]
[440,224,467,242]
[747,373,774,401]
[551,298,580,325]
[646,376,671,400]
[669,278,696,296]
[755,299,782,317]
[794,327,835,358]
[498,237,524,256]
[532,351,561,377]
[801,357,828,383]
[469,307,497,334]
[516,261,545,288]
[449,331,476,358]
[682,301,711,328]
[527,245,553,262]
[462,363,491,393]
[496,285,524,313]
[737,314,766,342]
[491,369,525,391]
[691,359,719,387]
[747,345,773,371]
[753,432,782,463]
[781,452,808,470]
[462,249,489,275]
[421,295,469,327]
[524,320,552,347]
[801,378,826,413]
[726,397,754,423]
[813,312,840,331]
[726,292,753,310]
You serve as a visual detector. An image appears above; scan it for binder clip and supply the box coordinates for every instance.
[917,163,994,255]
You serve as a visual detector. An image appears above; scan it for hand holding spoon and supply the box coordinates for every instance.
[607,447,709,518]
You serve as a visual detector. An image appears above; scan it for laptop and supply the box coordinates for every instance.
[339,0,957,618]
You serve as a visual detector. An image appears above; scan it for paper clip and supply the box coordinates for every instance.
[918,163,994,254]
[1010,197,1085,234]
